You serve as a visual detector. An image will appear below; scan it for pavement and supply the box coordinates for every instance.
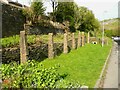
[103,41,118,88]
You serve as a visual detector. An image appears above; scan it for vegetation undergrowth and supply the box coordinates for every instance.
[1,33,80,48]
[1,35,61,48]
[1,60,81,88]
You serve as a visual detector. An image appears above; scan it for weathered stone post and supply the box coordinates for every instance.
[87,32,90,43]
[48,33,54,59]
[63,33,68,54]
[107,38,108,45]
[81,32,85,46]
[72,33,76,49]
[20,31,28,64]
[106,38,108,45]
[77,31,81,48]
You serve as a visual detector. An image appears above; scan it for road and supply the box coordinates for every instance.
[103,41,119,88]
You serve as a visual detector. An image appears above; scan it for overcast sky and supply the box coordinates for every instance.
[74,0,119,21]
[12,0,119,21]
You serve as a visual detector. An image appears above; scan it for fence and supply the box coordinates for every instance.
[2,31,108,64]
[2,31,108,63]
[20,31,90,64]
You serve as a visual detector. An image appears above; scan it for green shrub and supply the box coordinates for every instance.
[105,29,119,37]
[1,60,81,88]
[1,35,37,48]
[105,30,113,38]
[0,60,62,88]
[1,35,19,47]
[1,34,62,48]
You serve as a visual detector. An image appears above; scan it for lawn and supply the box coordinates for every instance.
[41,42,112,87]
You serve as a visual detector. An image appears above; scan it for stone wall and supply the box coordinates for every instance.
[27,25,65,35]
[2,31,89,64]
[2,39,76,64]
[2,42,73,64]
[1,2,65,37]
[2,3,25,37]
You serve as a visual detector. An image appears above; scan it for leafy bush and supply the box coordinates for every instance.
[105,29,119,37]
[105,30,113,38]
[1,35,20,48]
[1,35,37,48]
[0,60,82,88]
[56,80,81,88]
[1,34,63,48]
[0,60,62,88]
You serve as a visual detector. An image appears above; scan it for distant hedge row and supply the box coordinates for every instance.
[105,29,119,37]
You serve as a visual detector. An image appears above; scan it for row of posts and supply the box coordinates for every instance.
[20,31,90,64]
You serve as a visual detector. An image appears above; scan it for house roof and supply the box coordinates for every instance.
[9,1,23,7]
[0,0,27,8]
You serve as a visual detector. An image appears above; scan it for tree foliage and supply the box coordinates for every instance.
[54,2,100,33]
[49,0,58,21]
[78,7,100,33]
[22,1,45,23]
[31,2,45,17]
[54,2,78,32]
[22,0,100,34]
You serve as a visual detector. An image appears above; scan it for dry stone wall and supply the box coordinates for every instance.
[2,43,64,63]
[2,3,25,37]
[2,40,73,64]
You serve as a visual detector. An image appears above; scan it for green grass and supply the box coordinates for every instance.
[1,35,63,48]
[1,34,112,87]
[1,32,84,48]
[1,35,36,48]
[40,41,112,87]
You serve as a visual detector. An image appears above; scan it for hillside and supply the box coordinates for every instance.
[100,18,120,37]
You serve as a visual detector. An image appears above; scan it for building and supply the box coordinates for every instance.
[0,0,27,8]
[0,0,10,4]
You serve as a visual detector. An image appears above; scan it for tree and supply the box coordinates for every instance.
[31,1,46,22]
[43,0,58,21]
[50,0,58,21]
[54,1,79,32]
[78,6,100,35]
[22,1,46,24]
[22,7,33,24]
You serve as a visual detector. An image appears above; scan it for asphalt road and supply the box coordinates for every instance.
[103,41,119,88]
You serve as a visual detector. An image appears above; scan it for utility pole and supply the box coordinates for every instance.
[102,11,107,47]
[102,19,104,47]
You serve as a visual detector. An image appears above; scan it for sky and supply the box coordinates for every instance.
[74,0,119,21]
[12,0,119,21]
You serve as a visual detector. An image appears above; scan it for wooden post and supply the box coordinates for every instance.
[48,33,54,59]
[77,31,81,48]
[81,32,85,46]
[87,32,90,43]
[63,33,68,54]
[72,33,76,49]
[20,31,28,64]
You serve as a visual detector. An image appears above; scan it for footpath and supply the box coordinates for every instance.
[103,41,118,88]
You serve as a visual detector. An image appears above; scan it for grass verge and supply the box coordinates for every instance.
[41,41,112,87]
